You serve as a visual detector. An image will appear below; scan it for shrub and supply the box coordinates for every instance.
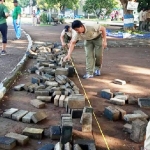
[40,13,48,24]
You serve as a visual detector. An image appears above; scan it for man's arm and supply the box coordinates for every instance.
[63,40,76,61]
[100,26,107,48]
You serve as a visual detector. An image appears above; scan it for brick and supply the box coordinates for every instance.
[23,127,43,139]
[5,132,29,146]
[123,123,132,133]
[55,68,68,76]
[53,91,62,97]
[82,113,92,132]
[28,84,38,93]
[13,84,25,91]
[113,79,126,85]
[24,82,32,91]
[37,96,51,102]
[54,142,62,150]
[0,136,16,150]
[35,90,49,97]
[138,98,150,108]
[45,81,58,87]
[22,112,36,123]
[31,111,47,123]
[114,91,125,96]
[56,75,67,84]
[71,109,83,118]
[50,126,61,140]
[34,84,46,91]
[60,126,72,144]
[115,106,126,120]
[65,83,71,88]
[133,110,148,119]
[28,66,38,74]
[43,74,54,81]
[128,96,137,104]
[31,77,40,84]
[99,89,113,100]
[30,99,45,108]
[67,94,85,109]
[54,95,61,106]
[124,114,144,122]
[130,119,148,142]
[64,142,72,150]
[109,98,125,106]
[12,110,28,121]
[38,144,54,150]
[114,95,129,101]
[59,95,66,107]
[64,97,69,107]
[104,106,120,121]
[3,108,18,119]
[62,117,72,126]
[61,114,72,118]
[60,85,66,90]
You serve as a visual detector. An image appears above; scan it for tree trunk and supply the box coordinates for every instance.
[120,0,135,30]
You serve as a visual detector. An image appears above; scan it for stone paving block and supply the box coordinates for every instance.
[65,83,71,88]
[88,143,96,150]
[28,84,39,93]
[64,142,72,150]
[130,119,148,143]
[99,89,113,100]
[3,108,19,119]
[0,136,16,150]
[109,98,125,106]
[113,79,126,85]
[31,77,40,84]
[133,110,148,119]
[13,84,25,91]
[57,75,67,84]
[115,106,126,120]
[67,94,85,109]
[114,91,125,96]
[123,123,132,133]
[138,98,150,108]
[38,144,54,150]
[50,126,61,140]
[12,110,28,121]
[30,99,45,108]
[53,91,62,97]
[61,117,72,126]
[5,132,29,146]
[60,126,72,144]
[54,142,62,150]
[82,113,92,132]
[71,109,83,118]
[104,106,120,121]
[59,95,66,107]
[63,97,69,107]
[35,90,49,97]
[54,95,60,106]
[124,114,144,122]
[74,144,82,150]
[114,95,129,101]
[22,112,36,123]
[45,81,58,87]
[31,111,47,123]
[23,127,43,139]
[60,85,66,90]
[36,96,51,102]
[24,82,32,91]
[55,77,64,85]
[55,68,68,76]
[128,96,137,105]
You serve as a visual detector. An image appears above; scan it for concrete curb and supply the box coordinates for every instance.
[0,30,33,100]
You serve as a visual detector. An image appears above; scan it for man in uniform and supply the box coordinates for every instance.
[0,0,9,55]
[63,20,107,79]
[12,0,21,40]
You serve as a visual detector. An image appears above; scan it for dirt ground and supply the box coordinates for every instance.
[0,24,150,150]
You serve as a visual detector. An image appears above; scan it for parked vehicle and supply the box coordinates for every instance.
[74,15,84,19]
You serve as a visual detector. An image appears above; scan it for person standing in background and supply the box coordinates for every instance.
[12,0,21,40]
[0,0,9,55]
[139,9,144,31]
[32,10,36,26]
[36,8,40,25]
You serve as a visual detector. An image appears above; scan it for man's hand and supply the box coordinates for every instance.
[103,40,107,49]
[62,42,66,47]
[63,54,71,62]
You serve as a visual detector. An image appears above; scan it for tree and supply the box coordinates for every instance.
[83,0,118,19]
[18,0,30,8]
[137,0,150,11]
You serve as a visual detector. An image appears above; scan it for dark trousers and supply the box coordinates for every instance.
[0,23,8,43]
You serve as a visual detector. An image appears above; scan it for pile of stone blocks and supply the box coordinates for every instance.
[98,89,137,106]
[2,108,47,123]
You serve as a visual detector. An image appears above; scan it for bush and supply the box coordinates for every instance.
[59,18,65,24]
[40,13,48,24]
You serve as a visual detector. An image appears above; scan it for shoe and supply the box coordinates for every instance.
[94,69,101,76]
[83,74,93,79]
[1,50,7,55]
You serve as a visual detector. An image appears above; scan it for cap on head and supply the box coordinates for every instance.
[64,25,70,32]
[12,0,18,3]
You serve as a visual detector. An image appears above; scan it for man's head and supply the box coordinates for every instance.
[0,0,5,3]
[13,0,18,6]
[72,20,85,33]
[64,25,70,32]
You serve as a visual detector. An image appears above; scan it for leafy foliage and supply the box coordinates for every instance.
[137,0,150,11]
[83,0,118,18]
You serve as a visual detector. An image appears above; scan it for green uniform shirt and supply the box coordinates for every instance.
[12,6,21,20]
[0,4,9,24]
